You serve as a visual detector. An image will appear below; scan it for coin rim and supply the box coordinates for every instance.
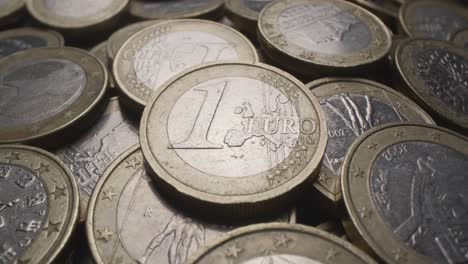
[0,0,23,18]
[224,0,264,22]
[0,27,64,55]
[129,0,224,20]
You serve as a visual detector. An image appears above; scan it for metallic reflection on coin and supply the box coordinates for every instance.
[129,0,223,20]
[0,28,63,59]
[0,47,108,147]
[0,145,79,264]
[140,62,327,219]
[451,28,468,50]
[87,146,293,264]
[400,0,468,41]
[342,124,468,264]
[56,97,139,221]
[225,0,272,34]
[90,41,116,90]
[307,78,434,203]
[186,223,376,264]
[395,39,468,133]
[113,19,258,111]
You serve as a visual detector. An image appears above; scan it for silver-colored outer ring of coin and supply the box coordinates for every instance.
[25,0,129,30]
[0,47,108,148]
[186,223,377,264]
[0,144,79,264]
[140,61,328,220]
[257,0,392,75]
[341,123,468,264]
[113,19,259,113]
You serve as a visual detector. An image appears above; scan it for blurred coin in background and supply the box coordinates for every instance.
[0,27,63,59]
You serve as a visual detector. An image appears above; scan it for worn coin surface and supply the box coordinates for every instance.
[0,28,63,59]
[258,0,392,76]
[186,223,376,264]
[107,20,163,61]
[224,0,273,34]
[400,0,468,41]
[307,78,434,204]
[0,47,108,148]
[26,0,128,30]
[342,123,468,264]
[0,145,79,264]
[129,0,223,20]
[0,0,23,26]
[141,62,327,219]
[56,97,138,221]
[87,146,294,264]
[451,28,468,49]
[395,39,468,132]
[114,19,258,112]
[90,41,115,91]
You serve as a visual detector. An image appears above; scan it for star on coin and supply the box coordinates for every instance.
[35,163,50,175]
[125,157,141,169]
[64,111,75,119]
[44,221,61,237]
[97,227,114,242]
[367,141,378,150]
[353,168,365,178]
[394,130,405,137]
[392,248,408,262]
[319,174,331,185]
[358,207,372,219]
[102,188,118,201]
[50,185,67,200]
[4,152,20,162]
[326,248,339,261]
[430,132,441,141]
[275,234,292,247]
[225,244,243,258]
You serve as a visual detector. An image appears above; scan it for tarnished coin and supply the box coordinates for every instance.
[129,0,223,20]
[451,28,468,49]
[258,0,392,77]
[0,0,24,27]
[141,62,327,219]
[0,47,108,148]
[90,41,116,91]
[0,28,63,59]
[399,0,468,41]
[56,97,138,222]
[107,20,163,61]
[0,145,79,264]
[87,146,294,264]
[394,39,468,133]
[224,0,273,35]
[26,0,128,32]
[342,123,468,264]
[113,19,258,112]
[186,223,376,264]
[307,78,434,205]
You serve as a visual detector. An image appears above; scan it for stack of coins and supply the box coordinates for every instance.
[0,0,467,264]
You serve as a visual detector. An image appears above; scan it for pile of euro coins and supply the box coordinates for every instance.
[1,0,468,263]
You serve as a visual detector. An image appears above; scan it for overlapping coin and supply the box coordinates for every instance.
[0,0,24,27]
[224,0,272,35]
[0,27,63,59]
[129,0,223,20]
[90,41,116,91]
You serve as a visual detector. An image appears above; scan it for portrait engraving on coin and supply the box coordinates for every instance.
[409,6,468,40]
[371,142,468,263]
[415,48,468,115]
[43,0,114,18]
[241,0,272,13]
[0,36,47,58]
[0,163,48,264]
[278,3,371,54]
[131,31,239,98]
[168,77,301,177]
[321,94,407,178]
[0,59,86,126]
[242,255,323,264]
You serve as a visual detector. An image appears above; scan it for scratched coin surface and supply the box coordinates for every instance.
[26,0,128,30]
[107,20,163,61]
[56,97,139,221]
[307,78,434,203]
[0,145,79,264]
[186,223,376,264]
[90,41,115,90]
[342,123,468,264]
[395,39,468,132]
[0,28,63,59]
[87,146,294,264]
[451,28,468,50]
[0,0,23,26]
[258,0,392,75]
[224,0,273,34]
[113,19,258,111]
[129,0,223,20]
[0,47,108,148]
[400,0,468,41]
[140,62,327,218]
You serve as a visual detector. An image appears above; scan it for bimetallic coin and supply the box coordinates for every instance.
[0,145,79,264]
[342,123,468,263]
[258,0,392,77]
[90,41,116,91]
[129,0,223,20]
[87,146,294,264]
[307,78,434,204]
[141,62,327,219]
[113,19,258,112]
[0,28,63,59]
[395,39,468,133]
[186,223,376,264]
[107,20,163,61]
[56,97,138,222]
[26,0,128,31]
[451,28,468,49]
[224,0,273,35]
[0,47,108,148]
[0,0,23,27]
[400,0,468,41]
